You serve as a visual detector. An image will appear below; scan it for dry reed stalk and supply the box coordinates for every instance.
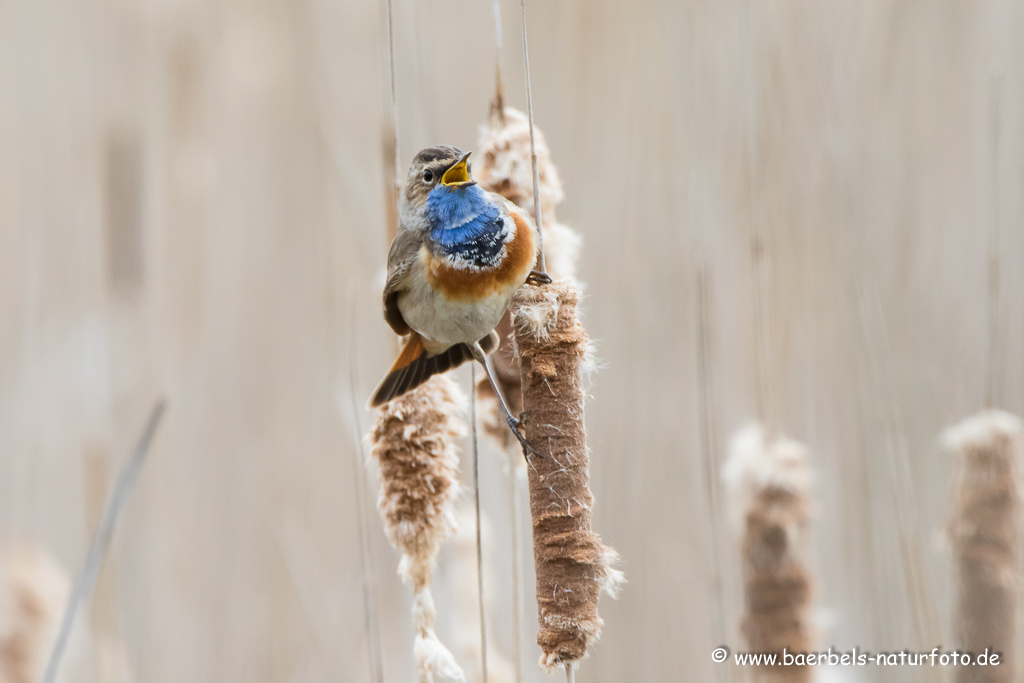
[370,374,467,683]
[469,366,489,683]
[347,337,386,683]
[488,0,506,129]
[945,410,1023,683]
[82,446,134,683]
[724,424,813,683]
[43,400,164,683]
[476,107,579,281]
[519,0,544,272]
[985,79,1002,411]
[509,280,623,670]
[382,0,400,207]
[505,461,524,683]
[856,293,940,650]
[695,264,733,683]
[474,106,581,447]
[478,108,562,230]
[0,548,70,683]
[448,505,516,683]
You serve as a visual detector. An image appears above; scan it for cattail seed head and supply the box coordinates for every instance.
[476,107,580,282]
[370,374,467,682]
[477,108,564,225]
[474,107,582,447]
[724,424,814,683]
[510,280,623,670]
[945,409,1023,683]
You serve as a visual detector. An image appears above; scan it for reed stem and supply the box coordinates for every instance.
[385,0,400,204]
[857,291,940,652]
[348,333,385,683]
[696,264,730,683]
[985,78,1002,410]
[508,458,524,683]
[519,0,545,273]
[42,400,166,683]
[743,0,775,436]
[491,0,506,126]
[471,365,490,683]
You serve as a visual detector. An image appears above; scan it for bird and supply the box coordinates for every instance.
[369,145,548,449]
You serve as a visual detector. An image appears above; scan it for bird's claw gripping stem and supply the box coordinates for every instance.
[507,413,541,459]
[470,340,541,459]
[526,270,552,286]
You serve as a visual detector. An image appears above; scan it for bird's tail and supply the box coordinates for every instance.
[369,331,498,408]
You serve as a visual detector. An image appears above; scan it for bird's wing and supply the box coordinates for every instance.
[381,228,422,336]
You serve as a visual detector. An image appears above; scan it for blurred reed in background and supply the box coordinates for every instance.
[2,1,1024,682]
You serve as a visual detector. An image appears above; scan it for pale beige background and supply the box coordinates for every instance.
[2,1,1024,682]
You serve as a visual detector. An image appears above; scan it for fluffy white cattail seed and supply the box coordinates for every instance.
[370,375,467,683]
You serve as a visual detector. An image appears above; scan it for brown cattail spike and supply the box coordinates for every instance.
[510,280,623,670]
[945,410,1023,683]
[370,375,466,683]
[724,424,814,683]
[447,505,516,683]
[475,108,581,448]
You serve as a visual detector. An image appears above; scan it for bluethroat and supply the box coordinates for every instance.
[370,146,549,450]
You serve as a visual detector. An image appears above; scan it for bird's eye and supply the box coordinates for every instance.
[422,169,434,183]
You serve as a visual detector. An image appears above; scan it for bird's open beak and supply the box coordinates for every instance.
[441,152,475,188]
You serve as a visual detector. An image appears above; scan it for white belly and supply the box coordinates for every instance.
[399,266,513,354]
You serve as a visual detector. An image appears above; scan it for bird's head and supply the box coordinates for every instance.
[402,146,477,209]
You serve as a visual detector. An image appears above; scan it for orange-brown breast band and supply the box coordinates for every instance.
[427,217,536,302]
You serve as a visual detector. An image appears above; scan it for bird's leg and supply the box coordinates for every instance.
[526,270,552,286]
[469,342,540,459]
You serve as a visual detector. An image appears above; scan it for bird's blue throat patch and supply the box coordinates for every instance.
[425,184,507,268]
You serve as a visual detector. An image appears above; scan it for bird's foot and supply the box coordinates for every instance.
[526,270,552,286]
[506,413,541,459]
